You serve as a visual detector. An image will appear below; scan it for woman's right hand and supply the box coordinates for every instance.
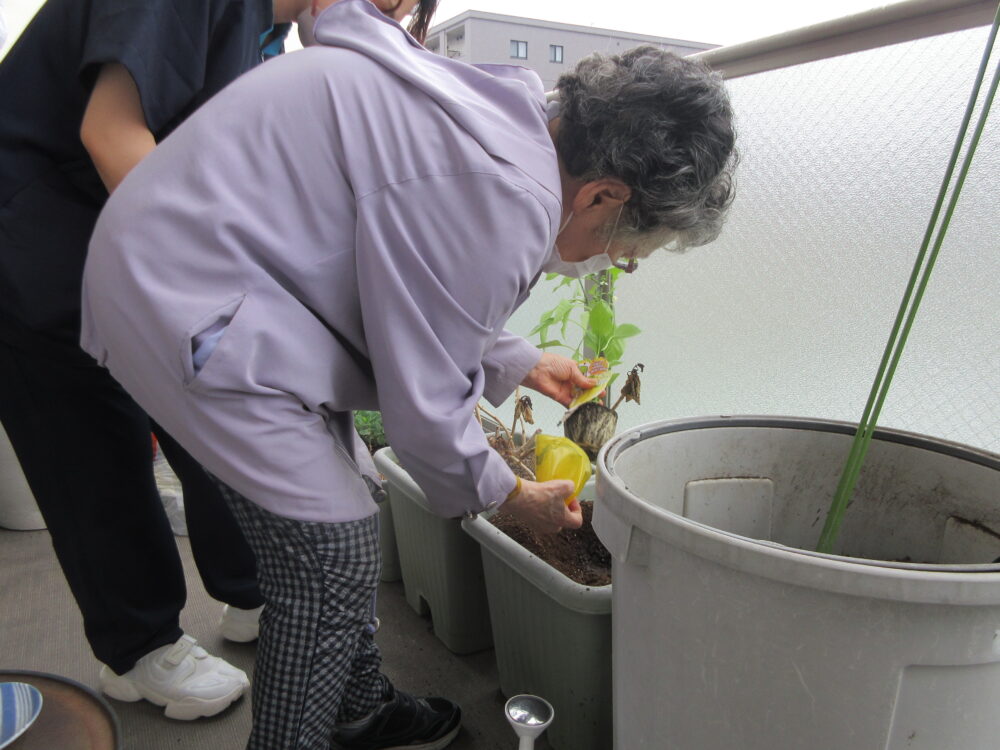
[501,479,583,535]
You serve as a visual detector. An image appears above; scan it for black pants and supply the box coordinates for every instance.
[0,333,263,674]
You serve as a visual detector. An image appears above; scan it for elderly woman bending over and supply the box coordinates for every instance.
[80,1,735,748]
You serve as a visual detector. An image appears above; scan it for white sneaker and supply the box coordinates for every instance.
[219,604,263,643]
[100,635,249,720]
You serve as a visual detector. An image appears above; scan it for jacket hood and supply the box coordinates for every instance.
[313,0,560,206]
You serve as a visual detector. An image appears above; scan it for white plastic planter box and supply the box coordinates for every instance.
[462,480,611,750]
[0,423,45,530]
[596,416,1000,750]
[373,448,492,654]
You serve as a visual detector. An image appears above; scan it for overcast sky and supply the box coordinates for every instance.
[3,0,898,57]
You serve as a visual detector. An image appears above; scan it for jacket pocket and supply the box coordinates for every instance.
[180,293,247,390]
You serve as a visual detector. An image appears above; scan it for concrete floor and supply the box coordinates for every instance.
[0,525,551,749]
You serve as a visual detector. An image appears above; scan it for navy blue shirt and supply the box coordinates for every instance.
[0,0,272,340]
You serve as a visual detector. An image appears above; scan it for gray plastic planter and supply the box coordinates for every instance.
[373,448,492,654]
[462,480,611,750]
[596,416,1000,750]
[375,487,401,582]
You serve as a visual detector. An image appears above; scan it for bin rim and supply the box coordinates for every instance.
[596,415,1000,604]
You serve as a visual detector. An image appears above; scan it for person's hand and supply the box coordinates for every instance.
[501,479,583,535]
[521,352,596,407]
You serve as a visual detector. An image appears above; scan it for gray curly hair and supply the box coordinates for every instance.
[555,46,738,254]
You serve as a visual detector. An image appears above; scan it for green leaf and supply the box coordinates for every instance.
[579,310,589,331]
[353,410,386,451]
[529,313,556,336]
[588,300,615,340]
[537,340,566,349]
[551,300,572,338]
[553,299,574,320]
[615,324,641,339]
[604,337,625,364]
[583,330,601,355]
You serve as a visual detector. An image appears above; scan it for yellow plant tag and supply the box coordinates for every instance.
[567,357,613,411]
[535,434,592,504]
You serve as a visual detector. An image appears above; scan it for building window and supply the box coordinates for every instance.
[445,26,465,59]
[550,44,564,63]
[510,40,528,59]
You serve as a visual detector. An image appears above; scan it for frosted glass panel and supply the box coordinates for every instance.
[505,26,999,453]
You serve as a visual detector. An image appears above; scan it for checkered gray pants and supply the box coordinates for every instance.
[216,483,389,750]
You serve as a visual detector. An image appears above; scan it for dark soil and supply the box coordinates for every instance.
[490,501,612,586]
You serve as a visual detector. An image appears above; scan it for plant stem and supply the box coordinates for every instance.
[514,386,523,437]
[609,392,626,413]
[476,403,515,444]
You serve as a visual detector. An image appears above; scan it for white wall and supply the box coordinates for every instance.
[505,24,1000,453]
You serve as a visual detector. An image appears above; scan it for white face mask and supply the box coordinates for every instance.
[542,246,615,278]
[541,207,623,278]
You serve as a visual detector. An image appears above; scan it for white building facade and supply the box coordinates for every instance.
[424,11,716,90]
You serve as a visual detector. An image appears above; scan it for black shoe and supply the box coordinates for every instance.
[330,686,462,750]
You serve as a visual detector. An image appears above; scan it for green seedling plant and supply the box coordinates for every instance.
[530,268,641,399]
[354,410,387,454]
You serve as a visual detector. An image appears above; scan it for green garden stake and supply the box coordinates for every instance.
[817,4,1000,553]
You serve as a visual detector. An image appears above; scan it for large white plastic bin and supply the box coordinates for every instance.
[374,448,492,654]
[595,416,1000,750]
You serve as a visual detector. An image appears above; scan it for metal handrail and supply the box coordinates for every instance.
[694,0,997,78]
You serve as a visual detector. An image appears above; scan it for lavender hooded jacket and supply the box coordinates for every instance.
[80,0,562,522]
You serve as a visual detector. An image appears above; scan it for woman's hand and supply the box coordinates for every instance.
[501,479,583,535]
[521,352,595,407]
